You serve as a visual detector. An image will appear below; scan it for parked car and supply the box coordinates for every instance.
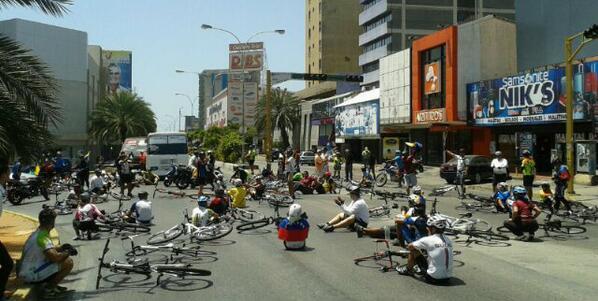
[299,151,315,166]
[439,155,493,184]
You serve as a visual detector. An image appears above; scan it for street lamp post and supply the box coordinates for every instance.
[201,23,284,162]
[174,93,196,117]
[176,70,202,128]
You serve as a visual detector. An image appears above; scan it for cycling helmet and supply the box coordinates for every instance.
[513,186,527,197]
[395,149,401,154]
[495,151,502,156]
[324,171,331,178]
[347,185,360,195]
[426,215,448,229]
[207,150,213,154]
[233,179,243,187]
[522,150,531,156]
[217,174,224,180]
[80,192,90,203]
[412,186,422,194]
[497,182,508,190]
[409,194,421,205]
[288,204,303,223]
[197,195,209,206]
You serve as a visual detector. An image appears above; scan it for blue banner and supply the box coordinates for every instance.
[467,61,598,126]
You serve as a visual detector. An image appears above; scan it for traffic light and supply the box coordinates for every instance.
[583,24,598,39]
[345,75,364,82]
[303,73,328,81]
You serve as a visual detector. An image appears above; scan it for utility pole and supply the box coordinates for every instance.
[178,107,182,132]
[264,70,273,162]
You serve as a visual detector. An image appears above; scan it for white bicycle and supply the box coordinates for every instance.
[146,210,233,245]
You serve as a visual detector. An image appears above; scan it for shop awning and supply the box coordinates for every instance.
[334,88,380,108]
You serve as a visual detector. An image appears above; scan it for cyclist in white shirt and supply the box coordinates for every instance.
[491,151,509,193]
[89,169,106,194]
[72,193,104,240]
[191,195,219,227]
[124,192,153,224]
[318,185,369,232]
[446,148,466,198]
[398,215,453,284]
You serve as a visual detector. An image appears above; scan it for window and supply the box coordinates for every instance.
[420,45,446,110]
[148,143,187,155]
[362,0,382,11]
[308,28,311,38]
[363,61,379,73]
[457,10,476,23]
[362,35,392,53]
[319,21,322,32]
[363,13,392,32]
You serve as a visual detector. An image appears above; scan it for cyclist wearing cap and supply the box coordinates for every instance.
[278,204,310,250]
[398,215,453,284]
[209,189,229,215]
[503,186,541,241]
[408,186,426,214]
[73,193,104,240]
[124,192,153,224]
[539,182,556,214]
[192,195,219,227]
[494,182,511,214]
[318,186,369,232]
[228,179,247,208]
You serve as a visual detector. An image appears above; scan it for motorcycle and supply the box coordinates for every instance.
[375,161,403,187]
[163,163,183,187]
[6,176,50,205]
[175,166,222,190]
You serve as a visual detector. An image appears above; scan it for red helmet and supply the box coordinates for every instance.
[324,171,331,178]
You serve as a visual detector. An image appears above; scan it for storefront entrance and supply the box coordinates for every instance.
[535,132,555,173]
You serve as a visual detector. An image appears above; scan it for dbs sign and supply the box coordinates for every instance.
[424,61,441,95]
[229,51,263,71]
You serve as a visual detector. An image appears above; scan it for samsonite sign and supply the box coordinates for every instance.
[467,61,598,126]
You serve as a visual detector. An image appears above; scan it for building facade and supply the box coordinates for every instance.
[358,0,515,87]
[198,69,228,129]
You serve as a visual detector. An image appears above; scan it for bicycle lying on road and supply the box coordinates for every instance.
[124,234,216,258]
[429,185,456,197]
[147,210,233,245]
[96,238,211,289]
[497,216,586,238]
[235,196,288,232]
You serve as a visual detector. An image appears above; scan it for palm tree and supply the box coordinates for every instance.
[0,0,71,166]
[256,88,300,149]
[89,91,157,144]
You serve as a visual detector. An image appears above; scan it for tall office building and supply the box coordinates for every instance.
[198,69,228,129]
[359,0,515,87]
[305,0,361,88]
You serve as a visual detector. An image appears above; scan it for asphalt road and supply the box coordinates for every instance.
[6,165,598,301]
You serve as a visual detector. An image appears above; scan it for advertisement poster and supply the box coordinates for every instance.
[517,132,534,157]
[102,50,132,95]
[334,100,379,137]
[382,137,400,160]
[205,97,227,128]
[424,61,441,95]
[467,61,598,126]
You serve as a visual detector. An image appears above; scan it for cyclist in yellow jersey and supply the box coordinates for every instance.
[520,150,536,201]
[228,179,247,208]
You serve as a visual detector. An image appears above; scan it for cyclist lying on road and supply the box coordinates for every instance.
[318,185,369,232]
[355,205,428,248]
[73,193,105,240]
[123,191,153,225]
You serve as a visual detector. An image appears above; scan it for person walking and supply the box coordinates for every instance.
[446,148,466,199]
[520,150,536,201]
[491,151,509,193]
[344,148,353,181]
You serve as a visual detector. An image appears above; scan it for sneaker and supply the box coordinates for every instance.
[323,224,335,232]
[413,265,422,274]
[355,224,364,238]
[41,286,63,299]
[515,235,527,241]
[527,234,535,242]
[396,265,413,276]
[72,236,81,241]
[317,223,329,229]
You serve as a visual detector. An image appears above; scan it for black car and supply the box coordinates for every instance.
[439,155,493,184]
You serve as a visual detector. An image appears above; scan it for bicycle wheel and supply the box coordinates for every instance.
[194,222,234,241]
[154,266,211,277]
[236,218,271,231]
[353,252,401,272]
[96,222,114,233]
[547,225,586,235]
[469,230,510,241]
[267,196,294,207]
[125,246,148,257]
[118,222,151,233]
[148,226,184,245]
[236,209,265,222]
[496,226,510,233]
[375,173,387,187]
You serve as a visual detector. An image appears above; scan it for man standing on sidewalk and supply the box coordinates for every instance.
[344,148,353,181]
[446,148,466,199]
[521,150,536,201]
[491,151,509,193]
[361,147,371,175]
[0,161,14,301]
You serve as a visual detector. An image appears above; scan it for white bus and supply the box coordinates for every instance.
[146,132,189,176]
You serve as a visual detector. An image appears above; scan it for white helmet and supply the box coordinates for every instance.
[412,185,422,194]
[497,182,508,190]
[288,204,303,223]
[427,215,448,229]
[233,179,243,187]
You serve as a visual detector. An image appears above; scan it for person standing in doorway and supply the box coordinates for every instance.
[446,148,466,199]
[361,147,371,175]
[344,148,353,181]
[491,151,509,193]
[521,150,536,201]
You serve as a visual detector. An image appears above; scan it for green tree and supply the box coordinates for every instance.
[89,91,157,144]
[256,88,300,149]
[0,0,71,166]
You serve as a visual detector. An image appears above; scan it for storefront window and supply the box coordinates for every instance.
[420,45,446,110]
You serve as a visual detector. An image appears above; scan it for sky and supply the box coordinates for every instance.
[1,0,305,132]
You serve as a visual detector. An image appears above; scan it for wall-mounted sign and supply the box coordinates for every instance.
[415,108,446,124]
[424,61,441,95]
[229,51,263,71]
[229,42,263,52]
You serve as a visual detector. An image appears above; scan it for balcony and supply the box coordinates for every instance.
[362,69,380,86]
[359,0,389,26]
[359,44,390,66]
[359,22,391,46]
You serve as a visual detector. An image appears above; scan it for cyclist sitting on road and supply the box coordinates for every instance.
[210,189,229,215]
[321,171,336,194]
[232,165,250,184]
[318,185,369,232]
[124,191,153,225]
[73,193,104,240]
[278,204,310,250]
[292,171,304,182]
[66,184,82,207]
[494,182,512,214]
[89,169,107,194]
[408,186,426,214]
[261,163,275,180]
[355,205,428,248]
[503,186,542,241]
[192,195,219,227]
[294,171,325,195]
[228,179,248,208]
[19,208,75,298]
[539,182,556,214]
[397,215,454,285]
[248,176,266,200]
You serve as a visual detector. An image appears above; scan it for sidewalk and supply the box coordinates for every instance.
[1,211,59,301]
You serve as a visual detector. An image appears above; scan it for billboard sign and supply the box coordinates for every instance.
[334,100,379,137]
[424,61,441,95]
[229,42,263,51]
[102,50,132,95]
[229,51,264,72]
[206,97,227,128]
[415,108,446,124]
[467,61,598,126]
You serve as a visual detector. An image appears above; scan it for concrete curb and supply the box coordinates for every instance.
[3,210,60,301]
